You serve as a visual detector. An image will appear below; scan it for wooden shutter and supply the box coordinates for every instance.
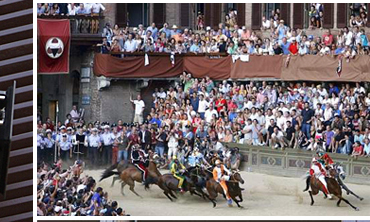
[293,3,304,29]
[116,3,127,27]
[337,3,347,28]
[204,3,212,28]
[0,1,32,221]
[180,3,190,27]
[251,3,262,29]
[323,3,334,28]
[236,3,246,26]
[204,3,221,29]
[212,3,222,29]
[153,3,166,28]
[367,3,370,27]
[280,3,291,26]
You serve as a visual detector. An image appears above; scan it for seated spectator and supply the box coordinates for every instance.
[351,141,363,157]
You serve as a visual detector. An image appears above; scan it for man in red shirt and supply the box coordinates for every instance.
[322,29,333,46]
[215,93,226,113]
[288,37,298,55]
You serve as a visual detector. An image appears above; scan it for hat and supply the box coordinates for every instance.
[104,125,110,129]
[111,123,117,127]
[46,129,52,133]
[206,26,211,31]
[62,133,67,137]
[308,35,314,40]
[215,159,222,165]
[291,37,296,41]
[60,126,66,130]
[252,87,257,91]
[280,19,284,23]
[133,27,138,31]
[242,26,246,30]
[67,127,72,131]
[92,128,98,132]
[172,25,178,29]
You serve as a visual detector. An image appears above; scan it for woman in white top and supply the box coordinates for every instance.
[67,3,77,15]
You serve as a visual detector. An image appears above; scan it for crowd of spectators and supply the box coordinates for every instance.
[37,3,105,16]
[37,160,128,216]
[95,5,369,58]
[37,73,370,172]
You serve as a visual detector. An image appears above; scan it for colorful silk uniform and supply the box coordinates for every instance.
[310,160,330,195]
[170,160,186,189]
[131,149,148,182]
[320,153,334,167]
[213,164,232,201]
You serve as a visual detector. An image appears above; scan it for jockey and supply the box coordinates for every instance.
[213,159,233,206]
[310,157,333,199]
[170,155,186,193]
[131,145,149,183]
[317,151,334,169]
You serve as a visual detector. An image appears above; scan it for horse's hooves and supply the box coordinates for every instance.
[360,198,364,201]
[310,203,314,206]
[355,207,360,211]
[239,206,244,209]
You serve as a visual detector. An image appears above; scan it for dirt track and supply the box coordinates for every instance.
[83,169,370,216]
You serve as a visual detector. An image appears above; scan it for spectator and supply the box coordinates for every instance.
[124,33,138,52]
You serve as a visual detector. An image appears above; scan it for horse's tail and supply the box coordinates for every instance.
[303,174,311,192]
[100,163,120,182]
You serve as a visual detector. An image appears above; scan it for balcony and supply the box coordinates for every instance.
[37,14,105,45]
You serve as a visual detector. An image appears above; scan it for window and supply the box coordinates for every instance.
[127,3,149,27]
[264,3,280,19]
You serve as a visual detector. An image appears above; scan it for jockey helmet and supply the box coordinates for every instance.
[215,159,222,165]
[312,157,318,163]
[173,155,177,160]
[317,152,324,157]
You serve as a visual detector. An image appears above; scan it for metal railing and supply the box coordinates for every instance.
[37,14,105,34]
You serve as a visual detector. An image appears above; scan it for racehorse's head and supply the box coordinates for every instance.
[334,163,346,180]
[231,170,244,184]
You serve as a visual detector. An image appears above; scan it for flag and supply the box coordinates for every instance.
[38,19,70,74]
[144,53,149,66]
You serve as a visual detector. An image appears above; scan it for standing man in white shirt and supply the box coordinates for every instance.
[130,94,145,124]
[124,33,138,52]
[197,94,209,119]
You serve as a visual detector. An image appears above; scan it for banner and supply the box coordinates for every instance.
[38,19,70,74]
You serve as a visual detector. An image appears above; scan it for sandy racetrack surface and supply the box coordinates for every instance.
[83,169,369,216]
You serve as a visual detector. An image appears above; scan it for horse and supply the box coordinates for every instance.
[206,170,245,208]
[101,152,163,187]
[100,157,161,197]
[188,166,212,200]
[156,170,196,201]
[330,163,364,201]
[303,168,359,211]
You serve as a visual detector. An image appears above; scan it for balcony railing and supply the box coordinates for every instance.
[37,14,105,34]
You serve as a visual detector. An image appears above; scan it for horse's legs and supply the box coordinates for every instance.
[337,198,342,207]
[339,197,360,211]
[238,192,243,202]
[111,175,119,187]
[164,191,173,201]
[232,197,243,208]
[303,176,310,192]
[128,180,142,198]
[168,189,177,199]
[339,179,364,200]
[121,181,126,195]
[309,191,315,206]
